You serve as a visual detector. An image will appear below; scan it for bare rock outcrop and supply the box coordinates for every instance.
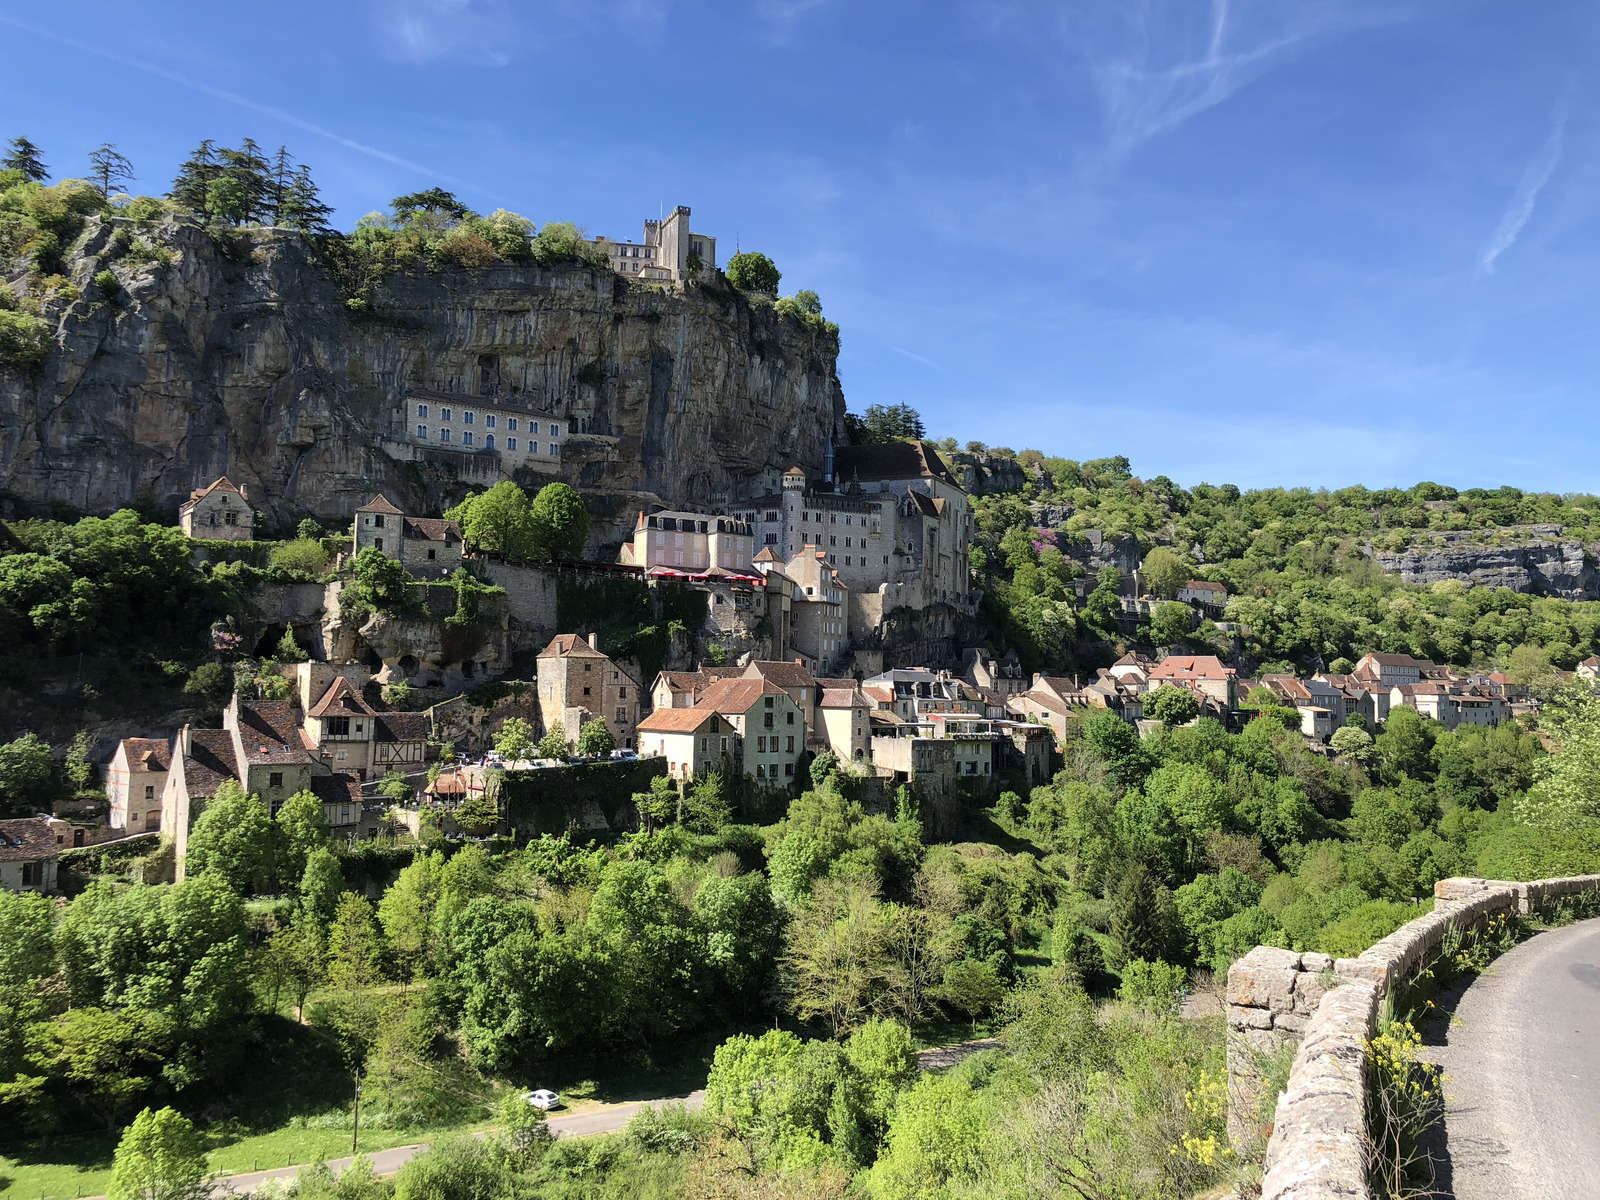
[1,216,846,548]
[1367,525,1598,599]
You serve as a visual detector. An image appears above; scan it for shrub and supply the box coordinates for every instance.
[1116,958,1187,1010]
[269,537,330,576]
[94,269,120,299]
[0,308,50,369]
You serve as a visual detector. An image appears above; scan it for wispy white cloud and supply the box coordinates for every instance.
[1479,100,1569,274]
[886,344,944,371]
[372,0,516,65]
[1057,0,1405,156]
[0,14,477,186]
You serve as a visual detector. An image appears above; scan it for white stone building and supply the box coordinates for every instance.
[593,205,717,282]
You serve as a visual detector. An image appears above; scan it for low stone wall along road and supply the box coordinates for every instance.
[1421,916,1600,1200]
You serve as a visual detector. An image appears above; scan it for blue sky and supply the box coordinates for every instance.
[4,0,1597,492]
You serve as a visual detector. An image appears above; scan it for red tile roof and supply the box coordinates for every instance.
[403,517,461,543]
[743,660,819,690]
[178,476,248,514]
[309,676,377,719]
[357,494,405,515]
[1148,655,1235,681]
[820,687,871,709]
[0,818,59,862]
[539,633,607,658]
[118,737,172,773]
[638,707,722,733]
[181,729,240,798]
[235,702,315,765]
[695,678,788,715]
[309,773,362,807]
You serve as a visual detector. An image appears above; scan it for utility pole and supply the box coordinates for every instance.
[352,1070,362,1154]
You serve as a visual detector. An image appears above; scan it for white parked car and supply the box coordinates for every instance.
[523,1089,560,1111]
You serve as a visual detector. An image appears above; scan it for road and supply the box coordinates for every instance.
[1418,916,1600,1200]
[166,1037,1000,1197]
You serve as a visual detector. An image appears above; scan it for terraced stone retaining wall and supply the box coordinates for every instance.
[1226,873,1600,1200]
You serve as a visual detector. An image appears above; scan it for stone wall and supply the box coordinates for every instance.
[1231,874,1600,1200]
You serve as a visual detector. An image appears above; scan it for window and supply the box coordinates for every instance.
[427,548,436,559]
[757,764,766,779]
[845,556,851,565]
[336,750,347,761]
[327,716,350,736]
[269,772,283,789]
[765,697,774,708]
[845,537,852,547]
[441,407,452,421]
[757,736,767,752]
[224,511,238,525]
[551,441,559,455]
[829,536,836,546]
[507,438,517,451]
[763,713,774,729]
[616,707,626,722]
[463,431,473,446]
[417,403,428,418]
[619,687,627,698]
[831,514,837,524]
[22,862,36,886]
[766,510,779,522]
[509,418,518,431]
[417,424,428,438]
[144,784,155,800]
[463,411,474,424]
[485,414,496,428]
[786,736,795,752]
[785,762,794,776]
[583,686,591,696]
[440,428,451,443]
[485,434,494,449]
[374,537,384,550]
[787,711,795,725]
[549,423,560,436]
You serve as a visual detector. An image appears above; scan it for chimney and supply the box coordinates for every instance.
[588,632,599,650]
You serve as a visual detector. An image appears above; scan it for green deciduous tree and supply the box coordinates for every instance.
[444,481,538,561]
[274,788,329,890]
[108,1106,208,1200]
[1144,684,1200,726]
[725,251,781,293]
[183,781,273,894]
[576,717,615,757]
[535,721,568,760]
[530,482,590,561]
[1140,546,1190,600]
[1516,684,1600,828]
[494,717,534,762]
[0,732,58,817]
[29,1008,175,1133]
[345,547,417,615]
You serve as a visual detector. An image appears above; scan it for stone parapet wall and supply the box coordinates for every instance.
[1230,874,1600,1200]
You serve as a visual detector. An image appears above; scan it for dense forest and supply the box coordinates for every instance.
[951,446,1600,676]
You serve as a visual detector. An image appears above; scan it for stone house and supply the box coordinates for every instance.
[353,495,464,577]
[1390,682,1508,730]
[636,707,736,781]
[741,660,822,731]
[959,647,1028,697]
[303,676,428,780]
[178,477,254,542]
[593,205,716,282]
[0,818,58,893]
[1353,653,1438,688]
[1148,655,1238,708]
[404,391,567,470]
[224,696,317,815]
[1262,674,1355,730]
[1177,580,1229,610]
[160,727,240,865]
[106,738,172,832]
[730,446,975,642]
[1317,672,1388,724]
[537,633,640,750]
[309,773,364,830]
[618,510,755,573]
[762,547,848,674]
[817,686,872,763]
[649,668,744,712]
[694,678,806,784]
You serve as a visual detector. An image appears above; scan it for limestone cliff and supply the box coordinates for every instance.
[0,215,846,546]
[1367,526,1599,599]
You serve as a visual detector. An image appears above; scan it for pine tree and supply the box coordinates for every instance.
[217,140,271,223]
[277,164,334,234]
[1109,862,1178,968]
[169,140,219,213]
[87,143,134,198]
[2,136,48,181]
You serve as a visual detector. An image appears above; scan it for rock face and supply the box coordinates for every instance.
[1368,526,1599,599]
[0,216,846,548]
[947,451,1036,496]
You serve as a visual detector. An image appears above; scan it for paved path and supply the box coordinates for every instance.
[154,1036,1003,1197]
[1418,917,1600,1200]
